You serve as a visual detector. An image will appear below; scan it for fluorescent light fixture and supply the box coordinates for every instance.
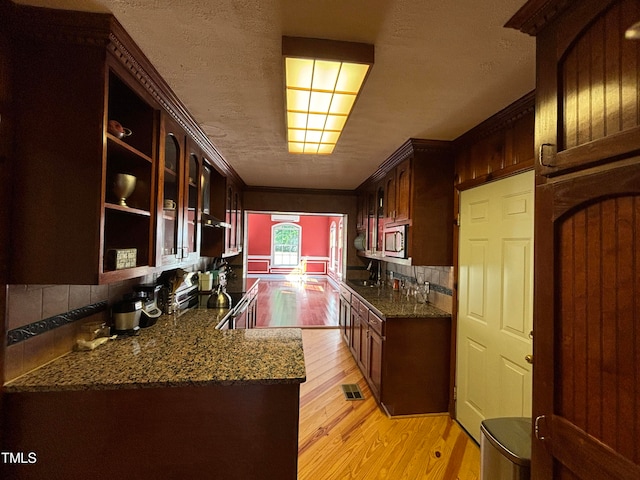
[282,36,374,155]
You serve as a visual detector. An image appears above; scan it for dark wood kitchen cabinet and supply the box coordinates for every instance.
[342,284,451,416]
[2,381,301,480]
[395,139,453,265]
[184,138,203,260]
[357,139,454,265]
[200,160,226,257]
[384,157,411,224]
[200,165,242,259]
[365,310,384,400]
[349,296,366,371]
[157,115,202,266]
[9,8,162,284]
[365,185,378,253]
[361,181,385,254]
[339,285,352,345]
[7,5,245,284]
[507,1,640,479]
[510,0,640,179]
[225,180,243,256]
[158,114,186,266]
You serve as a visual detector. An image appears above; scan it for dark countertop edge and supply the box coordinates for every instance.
[373,312,449,319]
[344,281,450,318]
[3,375,307,393]
[3,310,306,393]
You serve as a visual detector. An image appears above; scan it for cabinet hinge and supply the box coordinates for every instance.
[455,213,460,227]
[453,386,457,401]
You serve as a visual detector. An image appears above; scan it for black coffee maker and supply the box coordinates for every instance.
[133,284,162,327]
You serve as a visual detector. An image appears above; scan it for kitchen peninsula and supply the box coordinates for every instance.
[2,311,306,480]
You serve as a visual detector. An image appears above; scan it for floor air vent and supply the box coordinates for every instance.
[341,384,364,401]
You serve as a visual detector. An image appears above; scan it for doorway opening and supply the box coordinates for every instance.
[243,211,347,328]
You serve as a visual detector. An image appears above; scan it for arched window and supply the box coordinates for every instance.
[272,223,301,266]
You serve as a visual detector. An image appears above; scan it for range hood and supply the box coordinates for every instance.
[202,213,231,229]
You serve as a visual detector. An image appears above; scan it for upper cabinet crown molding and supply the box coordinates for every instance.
[505,0,575,35]
[362,138,453,188]
[11,3,242,187]
[6,3,245,283]
[505,0,620,36]
[453,91,535,148]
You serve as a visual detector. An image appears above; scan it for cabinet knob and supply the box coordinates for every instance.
[525,354,534,364]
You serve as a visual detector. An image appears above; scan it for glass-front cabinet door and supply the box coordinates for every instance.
[225,185,234,254]
[183,139,202,261]
[159,115,185,266]
[234,189,242,254]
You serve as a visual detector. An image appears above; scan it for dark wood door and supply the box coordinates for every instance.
[159,114,187,266]
[384,169,396,221]
[349,305,360,359]
[339,296,351,344]
[367,327,383,401]
[533,162,640,480]
[355,310,368,372]
[534,0,640,177]
[395,158,411,222]
[506,2,640,476]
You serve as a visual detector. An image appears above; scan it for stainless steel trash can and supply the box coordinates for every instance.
[480,417,531,480]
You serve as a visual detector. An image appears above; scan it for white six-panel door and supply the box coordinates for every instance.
[456,170,534,442]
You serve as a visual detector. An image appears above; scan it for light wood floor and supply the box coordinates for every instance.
[255,278,339,328]
[298,328,480,480]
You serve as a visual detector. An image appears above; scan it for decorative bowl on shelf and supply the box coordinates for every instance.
[108,120,132,139]
[113,173,136,207]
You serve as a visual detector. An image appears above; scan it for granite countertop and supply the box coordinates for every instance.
[345,281,450,319]
[4,308,306,393]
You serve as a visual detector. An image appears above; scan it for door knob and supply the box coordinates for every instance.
[525,354,534,364]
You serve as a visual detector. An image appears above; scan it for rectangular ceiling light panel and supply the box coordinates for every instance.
[283,37,374,155]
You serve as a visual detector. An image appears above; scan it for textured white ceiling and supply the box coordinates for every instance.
[16,0,536,190]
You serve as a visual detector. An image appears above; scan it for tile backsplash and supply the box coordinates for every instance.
[3,275,155,383]
[3,261,455,383]
[2,259,211,383]
[384,263,454,314]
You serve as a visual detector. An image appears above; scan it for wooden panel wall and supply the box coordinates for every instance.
[454,91,535,188]
[557,195,640,465]
[560,0,640,150]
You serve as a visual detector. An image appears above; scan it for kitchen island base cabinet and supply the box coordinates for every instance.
[1,383,300,480]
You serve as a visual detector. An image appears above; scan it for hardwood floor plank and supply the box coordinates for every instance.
[251,281,479,478]
[255,278,339,328]
[299,329,480,479]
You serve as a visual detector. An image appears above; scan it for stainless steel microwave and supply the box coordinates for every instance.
[383,224,407,258]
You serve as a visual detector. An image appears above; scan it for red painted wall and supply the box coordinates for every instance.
[247,213,335,274]
[247,213,276,256]
[247,213,331,256]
